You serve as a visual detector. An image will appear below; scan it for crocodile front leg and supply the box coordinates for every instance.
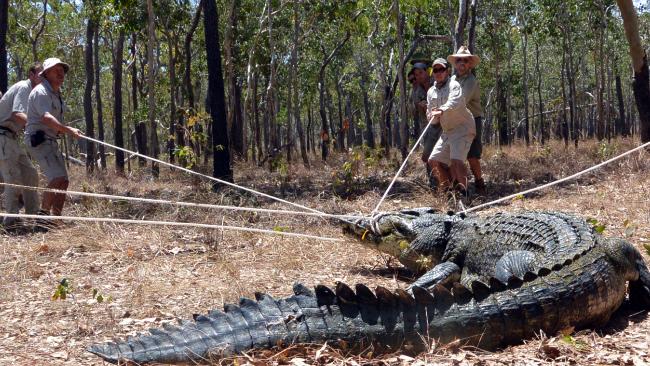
[407,262,460,291]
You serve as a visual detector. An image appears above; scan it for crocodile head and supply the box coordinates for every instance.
[343,207,458,272]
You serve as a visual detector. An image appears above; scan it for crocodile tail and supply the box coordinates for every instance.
[87,282,416,364]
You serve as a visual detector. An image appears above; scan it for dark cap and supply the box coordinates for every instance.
[411,62,428,71]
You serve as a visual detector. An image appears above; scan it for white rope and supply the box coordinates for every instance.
[371,122,433,215]
[462,140,650,215]
[0,182,364,220]
[81,136,334,218]
[0,212,344,242]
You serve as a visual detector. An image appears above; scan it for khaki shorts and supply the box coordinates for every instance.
[429,125,475,166]
[26,137,67,182]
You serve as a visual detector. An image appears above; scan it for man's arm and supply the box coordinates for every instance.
[10,112,27,127]
[40,112,81,138]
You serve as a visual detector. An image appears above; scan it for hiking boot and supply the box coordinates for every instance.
[474,178,486,195]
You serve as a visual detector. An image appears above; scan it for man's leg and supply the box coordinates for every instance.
[17,152,40,215]
[50,177,69,216]
[431,160,452,191]
[467,117,485,194]
[450,159,469,192]
[0,136,23,228]
[43,176,68,216]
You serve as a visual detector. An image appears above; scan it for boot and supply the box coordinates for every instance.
[474,178,486,195]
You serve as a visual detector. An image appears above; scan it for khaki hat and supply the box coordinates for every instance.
[39,57,70,77]
[447,46,480,68]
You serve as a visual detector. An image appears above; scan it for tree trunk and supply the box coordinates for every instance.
[535,41,545,145]
[453,0,469,51]
[467,0,478,53]
[166,32,177,163]
[204,0,232,182]
[0,0,7,93]
[522,31,530,146]
[224,0,242,158]
[617,0,650,142]
[130,33,145,167]
[359,71,375,148]
[291,0,309,167]
[84,17,95,173]
[184,0,202,113]
[318,32,351,161]
[336,77,345,151]
[266,0,278,155]
[615,71,627,136]
[560,41,569,146]
[114,30,126,173]
[147,0,159,176]
[95,28,106,169]
[253,72,261,163]
[395,3,408,159]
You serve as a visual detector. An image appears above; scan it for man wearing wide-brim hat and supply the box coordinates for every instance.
[25,57,82,220]
[448,46,486,195]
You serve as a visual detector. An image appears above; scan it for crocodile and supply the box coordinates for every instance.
[88,208,650,364]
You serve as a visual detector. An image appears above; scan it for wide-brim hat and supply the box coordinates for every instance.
[39,57,70,77]
[447,46,480,68]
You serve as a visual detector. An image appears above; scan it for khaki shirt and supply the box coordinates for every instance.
[427,78,475,133]
[26,79,64,138]
[0,79,32,134]
[452,73,483,118]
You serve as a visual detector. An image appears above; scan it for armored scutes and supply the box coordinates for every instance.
[88,209,650,364]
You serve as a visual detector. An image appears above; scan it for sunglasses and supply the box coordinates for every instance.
[455,58,469,64]
[432,68,446,74]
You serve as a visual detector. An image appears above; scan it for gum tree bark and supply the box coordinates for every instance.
[114,30,126,173]
[616,0,650,142]
[84,17,95,172]
[147,0,159,176]
[204,0,232,182]
[0,0,7,93]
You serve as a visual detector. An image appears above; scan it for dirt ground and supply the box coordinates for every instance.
[0,139,648,365]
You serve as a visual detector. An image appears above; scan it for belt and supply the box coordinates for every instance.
[0,126,16,138]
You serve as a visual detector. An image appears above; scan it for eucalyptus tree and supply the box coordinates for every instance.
[83,0,98,172]
[617,0,650,142]
[204,0,232,182]
[0,0,7,93]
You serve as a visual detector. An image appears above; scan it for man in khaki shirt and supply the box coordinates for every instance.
[25,58,82,219]
[0,62,43,232]
[448,46,486,194]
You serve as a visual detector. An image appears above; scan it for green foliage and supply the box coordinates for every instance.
[173,146,198,169]
[596,141,619,160]
[586,218,606,234]
[92,288,113,303]
[52,278,72,301]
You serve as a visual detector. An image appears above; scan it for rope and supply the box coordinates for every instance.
[461,140,650,215]
[371,122,433,215]
[0,212,344,242]
[0,182,364,220]
[81,136,335,219]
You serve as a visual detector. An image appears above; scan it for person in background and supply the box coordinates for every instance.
[448,46,486,194]
[426,58,476,196]
[25,58,82,220]
[410,61,441,189]
[0,62,44,233]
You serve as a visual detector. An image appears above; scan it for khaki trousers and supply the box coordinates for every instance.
[0,133,40,226]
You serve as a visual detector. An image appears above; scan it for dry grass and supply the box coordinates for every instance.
[0,138,648,365]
